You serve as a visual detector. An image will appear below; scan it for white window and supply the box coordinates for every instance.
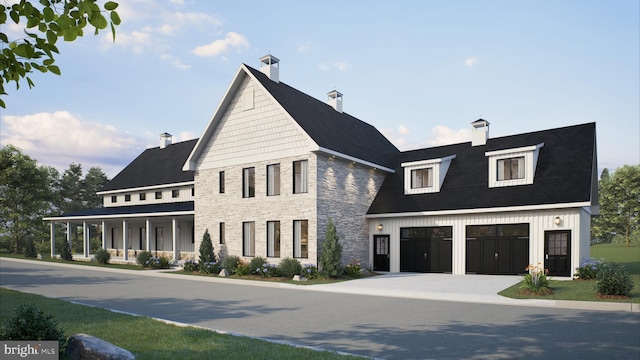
[411,168,433,189]
[267,164,281,196]
[293,160,308,194]
[243,167,255,198]
[497,157,525,180]
[243,222,255,257]
[402,155,455,195]
[267,221,280,258]
[486,143,543,188]
[293,220,308,258]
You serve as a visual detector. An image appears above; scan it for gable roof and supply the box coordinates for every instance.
[184,63,399,172]
[367,122,597,215]
[101,139,197,192]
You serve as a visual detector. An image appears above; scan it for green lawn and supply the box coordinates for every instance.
[0,252,144,271]
[499,243,640,303]
[0,288,359,360]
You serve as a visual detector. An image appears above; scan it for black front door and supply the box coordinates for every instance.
[373,235,390,272]
[545,230,571,276]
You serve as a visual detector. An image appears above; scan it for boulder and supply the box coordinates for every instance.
[218,268,230,277]
[292,275,307,282]
[66,333,135,360]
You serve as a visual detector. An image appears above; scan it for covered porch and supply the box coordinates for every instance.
[43,202,195,263]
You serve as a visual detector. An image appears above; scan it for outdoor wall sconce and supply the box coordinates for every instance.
[554,216,561,225]
[378,224,383,231]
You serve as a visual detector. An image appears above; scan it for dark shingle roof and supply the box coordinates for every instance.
[101,139,197,192]
[368,122,596,214]
[59,201,194,218]
[245,65,399,169]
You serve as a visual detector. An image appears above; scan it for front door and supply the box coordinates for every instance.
[374,235,390,271]
[545,230,571,276]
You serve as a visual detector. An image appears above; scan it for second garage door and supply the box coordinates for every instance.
[465,224,529,275]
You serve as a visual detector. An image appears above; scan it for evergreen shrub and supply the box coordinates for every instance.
[278,257,302,278]
[94,247,110,264]
[59,239,73,261]
[0,303,66,351]
[23,238,37,258]
[199,229,216,264]
[136,251,152,267]
[320,219,343,278]
[222,255,241,272]
[595,262,633,296]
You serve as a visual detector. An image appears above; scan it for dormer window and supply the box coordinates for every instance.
[402,155,456,195]
[486,143,543,187]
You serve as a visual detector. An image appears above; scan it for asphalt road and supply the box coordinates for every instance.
[1,258,639,360]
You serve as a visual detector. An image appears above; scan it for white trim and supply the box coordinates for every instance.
[402,155,456,194]
[365,201,592,218]
[97,181,194,195]
[43,211,194,222]
[485,143,543,157]
[317,147,396,173]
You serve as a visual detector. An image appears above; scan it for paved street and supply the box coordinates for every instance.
[1,258,639,359]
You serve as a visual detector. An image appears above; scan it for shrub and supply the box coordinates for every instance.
[23,238,37,258]
[136,251,152,267]
[256,263,278,277]
[183,259,199,272]
[234,261,251,276]
[147,256,172,269]
[94,247,111,264]
[59,239,73,261]
[574,257,605,280]
[595,262,633,296]
[320,219,343,278]
[249,256,268,273]
[278,257,302,278]
[222,255,241,273]
[301,263,318,279]
[200,261,221,275]
[520,263,552,294]
[344,259,362,278]
[199,229,216,264]
[0,303,66,351]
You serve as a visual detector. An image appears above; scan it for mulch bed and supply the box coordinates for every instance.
[518,289,554,296]
[596,294,631,300]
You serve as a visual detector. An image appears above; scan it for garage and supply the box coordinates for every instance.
[465,224,529,275]
[400,227,452,273]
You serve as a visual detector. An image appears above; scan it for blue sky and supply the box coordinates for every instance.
[1,0,638,178]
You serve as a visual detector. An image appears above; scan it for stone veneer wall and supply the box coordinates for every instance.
[194,154,317,265]
[316,154,388,268]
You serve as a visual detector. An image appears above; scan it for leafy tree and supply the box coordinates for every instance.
[320,218,343,278]
[0,0,121,108]
[0,145,56,253]
[597,165,640,247]
[199,229,216,264]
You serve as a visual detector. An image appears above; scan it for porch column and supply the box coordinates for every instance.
[83,222,89,257]
[66,222,71,252]
[101,221,106,249]
[123,220,129,261]
[50,222,56,257]
[145,219,151,252]
[172,217,178,261]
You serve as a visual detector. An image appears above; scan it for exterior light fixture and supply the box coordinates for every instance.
[554,216,561,225]
[377,224,383,231]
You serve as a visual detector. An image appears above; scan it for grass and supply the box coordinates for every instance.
[0,252,144,271]
[0,288,360,360]
[499,243,640,303]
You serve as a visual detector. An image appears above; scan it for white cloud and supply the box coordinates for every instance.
[0,111,143,177]
[160,53,191,70]
[381,124,472,151]
[298,44,314,52]
[192,32,250,57]
[465,57,478,67]
[426,125,472,146]
[398,125,410,135]
[319,61,352,72]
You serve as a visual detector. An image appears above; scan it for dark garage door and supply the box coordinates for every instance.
[466,224,529,275]
[400,227,452,273]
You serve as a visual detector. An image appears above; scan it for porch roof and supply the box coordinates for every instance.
[43,201,194,222]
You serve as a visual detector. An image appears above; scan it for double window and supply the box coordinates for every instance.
[242,167,255,198]
[410,168,433,189]
[293,160,308,194]
[293,220,309,258]
[497,157,524,181]
[267,164,281,196]
[267,221,281,257]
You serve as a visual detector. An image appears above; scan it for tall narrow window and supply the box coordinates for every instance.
[410,168,433,189]
[497,157,525,180]
[243,167,255,198]
[219,171,225,193]
[243,221,255,256]
[111,195,117,203]
[267,221,281,258]
[293,220,308,258]
[293,160,308,194]
[219,222,225,244]
[267,164,281,196]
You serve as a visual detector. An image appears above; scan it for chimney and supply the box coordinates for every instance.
[259,54,279,83]
[327,90,343,113]
[471,119,490,146]
[160,132,172,149]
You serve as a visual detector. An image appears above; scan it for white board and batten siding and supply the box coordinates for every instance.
[370,207,589,276]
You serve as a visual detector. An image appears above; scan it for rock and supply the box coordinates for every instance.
[360,268,370,276]
[66,333,135,360]
[218,268,230,277]
[37,254,43,259]
[292,275,307,282]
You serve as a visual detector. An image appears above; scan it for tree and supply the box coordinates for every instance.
[597,165,640,247]
[0,145,56,253]
[591,168,613,244]
[56,163,84,214]
[0,0,121,108]
[320,219,343,278]
[83,166,108,208]
[199,229,216,264]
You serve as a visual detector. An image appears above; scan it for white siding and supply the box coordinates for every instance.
[102,184,194,207]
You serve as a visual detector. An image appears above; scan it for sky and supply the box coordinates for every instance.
[1,0,638,179]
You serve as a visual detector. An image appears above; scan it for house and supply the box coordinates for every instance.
[44,55,598,277]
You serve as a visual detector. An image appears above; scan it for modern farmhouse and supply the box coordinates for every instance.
[45,55,598,277]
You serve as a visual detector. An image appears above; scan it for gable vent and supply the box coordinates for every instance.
[327,90,343,113]
[259,54,279,83]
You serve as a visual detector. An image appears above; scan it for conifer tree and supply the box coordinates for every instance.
[59,238,73,261]
[320,219,343,278]
[199,229,216,264]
